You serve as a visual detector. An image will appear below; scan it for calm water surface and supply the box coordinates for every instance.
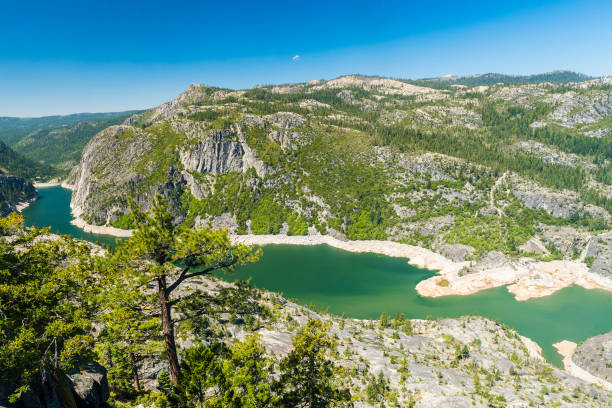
[22,186,122,247]
[23,186,612,367]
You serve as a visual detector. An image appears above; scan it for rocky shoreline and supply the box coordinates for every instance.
[62,226,612,300]
[233,234,612,300]
[554,340,612,391]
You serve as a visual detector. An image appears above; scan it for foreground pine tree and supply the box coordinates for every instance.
[112,195,260,388]
[279,318,352,408]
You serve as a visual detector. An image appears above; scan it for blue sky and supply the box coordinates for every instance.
[2,0,612,116]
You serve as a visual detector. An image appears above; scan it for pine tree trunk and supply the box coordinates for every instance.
[129,350,141,391]
[158,275,181,387]
[106,346,115,393]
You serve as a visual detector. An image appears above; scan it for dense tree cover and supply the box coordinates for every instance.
[0,213,99,402]
[170,319,351,408]
[0,203,354,407]
[0,111,137,180]
[532,125,612,160]
[413,71,591,87]
[0,112,138,146]
[13,115,133,174]
[0,140,52,180]
[374,123,588,192]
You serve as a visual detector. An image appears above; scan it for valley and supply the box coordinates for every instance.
[7,72,612,407]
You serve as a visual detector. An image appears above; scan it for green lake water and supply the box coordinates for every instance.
[22,186,122,247]
[22,186,612,367]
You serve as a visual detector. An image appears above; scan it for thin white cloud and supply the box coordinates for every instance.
[292,55,300,61]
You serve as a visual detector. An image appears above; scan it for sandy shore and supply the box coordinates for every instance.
[233,234,612,301]
[553,340,612,391]
[16,199,36,212]
[232,234,460,273]
[70,217,133,237]
[33,181,61,188]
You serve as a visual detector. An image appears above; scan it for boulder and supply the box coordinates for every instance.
[519,236,549,255]
[437,244,475,262]
[67,363,109,408]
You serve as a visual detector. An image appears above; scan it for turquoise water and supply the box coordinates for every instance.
[22,186,612,367]
[229,244,612,367]
[22,186,122,247]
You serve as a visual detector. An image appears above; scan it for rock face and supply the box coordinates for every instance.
[68,121,273,226]
[572,331,612,386]
[68,125,162,225]
[437,244,475,262]
[0,364,109,408]
[67,363,110,408]
[179,130,264,175]
[585,232,612,278]
[518,236,549,255]
[513,183,580,218]
[0,174,37,216]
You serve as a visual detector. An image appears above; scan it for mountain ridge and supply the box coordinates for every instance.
[65,74,611,284]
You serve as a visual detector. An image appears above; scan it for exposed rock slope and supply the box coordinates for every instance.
[134,275,612,407]
[67,74,612,287]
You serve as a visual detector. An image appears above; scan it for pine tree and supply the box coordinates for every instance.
[216,335,277,408]
[96,285,161,397]
[111,195,260,388]
[279,318,352,408]
[179,344,221,408]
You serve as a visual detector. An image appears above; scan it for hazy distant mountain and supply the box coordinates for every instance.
[418,70,592,86]
[0,111,139,176]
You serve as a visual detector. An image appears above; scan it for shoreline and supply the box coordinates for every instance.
[553,340,612,391]
[232,234,612,301]
[56,225,612,301]
[70,217,133,238]
[34,181,61,188]
[53,195,612,302]
[17,181,68,212]
[35,195,612,301]
[16,198,37,212]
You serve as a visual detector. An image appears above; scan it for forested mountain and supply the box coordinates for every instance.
[66,74,612,270]
[0,111,138,176]
[0,140,51,180]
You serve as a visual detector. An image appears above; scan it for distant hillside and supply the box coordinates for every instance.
[0,111,138,146]
[0,111,139,176]
[0,140,52,180]
[0,173,37,216]
[419,71,593,86]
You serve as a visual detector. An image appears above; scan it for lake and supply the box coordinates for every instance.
[22,186,612,367]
